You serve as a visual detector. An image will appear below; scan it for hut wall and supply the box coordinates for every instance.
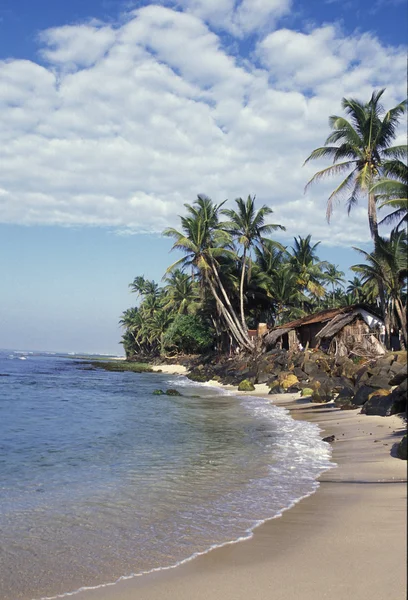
[328,318,385,357]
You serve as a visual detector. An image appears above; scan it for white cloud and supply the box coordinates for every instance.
[0,6,406,246]
[169,0,292,35]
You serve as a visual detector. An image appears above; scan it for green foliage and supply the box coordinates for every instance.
[163,314,214,354]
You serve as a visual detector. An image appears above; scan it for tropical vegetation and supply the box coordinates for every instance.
[120,89,407,358]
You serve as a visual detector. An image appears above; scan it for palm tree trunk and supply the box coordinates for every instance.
[210,261,252,346]
[368,191,379,240]
[239,248,247,329]
[206,276,252,351]
[395,296,407,347]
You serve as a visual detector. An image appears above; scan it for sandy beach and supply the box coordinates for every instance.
[75,382,407,600]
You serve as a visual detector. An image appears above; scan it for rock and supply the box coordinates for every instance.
[360,386,406,416]
[293,367,308,380]
[366,375,391,389]
[187,370,210,383]
[301,387,314,397]
[395,351,408,365]
[397,435,407,460]
[323,435,336,443]
[352,384,378,406]
[166,389,182,396]
[268,385,286,395]
[388,366,407,386]
[152,389,165,395]
[368,388,390,400]
[279,373,299,390]
[238,379,256,391]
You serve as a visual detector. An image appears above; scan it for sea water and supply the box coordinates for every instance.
[0,352,334,600]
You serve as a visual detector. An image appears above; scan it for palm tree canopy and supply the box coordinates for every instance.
[305,89,407,238]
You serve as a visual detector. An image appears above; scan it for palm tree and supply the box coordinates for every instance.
[372,148,407,231]
[323,263,345,306]
[346,276,366,303]
[163,195,253,351]
[222,195,285,329]
[352,230,408,347]
[162,270,200,315]
[289,235,328,301]
[305,89,407,240]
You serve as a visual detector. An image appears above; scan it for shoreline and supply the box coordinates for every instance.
[73,373,407,600]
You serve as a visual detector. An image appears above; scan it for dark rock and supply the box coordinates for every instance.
[367,375,392,389]
[388,366,407,386]
[166,389,182,396]
[352,385,378,406]
[187,370,210,383]
[293,367,308,380]
[397,435,407,460]
[360,384,406,416]
[268,385,285,395]
[323,435,336,443]
[287,384,302,392]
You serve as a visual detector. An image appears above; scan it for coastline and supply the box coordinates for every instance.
[73,374,407,600]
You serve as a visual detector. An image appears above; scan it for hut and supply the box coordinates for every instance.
[264,305,385,358]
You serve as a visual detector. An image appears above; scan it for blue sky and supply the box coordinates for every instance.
[0,0,406,353]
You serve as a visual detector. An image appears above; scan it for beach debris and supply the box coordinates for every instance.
[322,435,336,443]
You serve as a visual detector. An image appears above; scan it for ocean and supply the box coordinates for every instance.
[0,351,334,600]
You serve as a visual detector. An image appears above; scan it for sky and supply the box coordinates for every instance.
[0,0,406,354]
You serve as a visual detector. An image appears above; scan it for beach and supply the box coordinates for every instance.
[74,382,407,600]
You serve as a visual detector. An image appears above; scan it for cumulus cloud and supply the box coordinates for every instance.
[0,4,406,246]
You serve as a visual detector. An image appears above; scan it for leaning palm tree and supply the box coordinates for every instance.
[222,195,285,329]
[305,89,407,240]
[163,195,253,351]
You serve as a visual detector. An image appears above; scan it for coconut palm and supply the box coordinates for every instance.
[372,149,408,230]
[323,263,345,306]
[305,89,407,240]
[162,270,200,315]
[352,230,408,347]
[289,235,328,300]
[163,195,253,351]
[222,195,285,329]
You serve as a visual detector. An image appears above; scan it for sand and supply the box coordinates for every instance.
[150,364,188,374]
[75,382,407,600]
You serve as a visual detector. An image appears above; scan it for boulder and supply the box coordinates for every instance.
[279,373,299,390]
[301,387,314,397]
[166,389,182,396]
[397,435,407,460]
[367,375,392,389]
[352,385,378,406]
[293,367,308,381]
[152,389,165,395]
[360,383,406,416]
[388,366,407,386]
[238,379,256,391]
[269,386,286,395]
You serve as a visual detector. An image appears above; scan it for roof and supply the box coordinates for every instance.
[273,304,381,330]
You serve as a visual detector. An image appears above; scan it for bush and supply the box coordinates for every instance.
[162,315,213,354]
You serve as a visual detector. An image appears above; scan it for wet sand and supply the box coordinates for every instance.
[74,385,407,600]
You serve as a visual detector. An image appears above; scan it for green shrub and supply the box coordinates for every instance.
[163,315,213,354]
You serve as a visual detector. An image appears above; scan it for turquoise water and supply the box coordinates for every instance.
[0,352,333,600]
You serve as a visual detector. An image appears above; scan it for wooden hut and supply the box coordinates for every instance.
[264,305,385,358]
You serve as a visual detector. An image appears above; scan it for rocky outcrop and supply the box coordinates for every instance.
[397,435,407,460]
[183,349,406,417]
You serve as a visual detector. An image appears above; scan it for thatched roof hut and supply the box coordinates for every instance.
[264,305,385,357]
